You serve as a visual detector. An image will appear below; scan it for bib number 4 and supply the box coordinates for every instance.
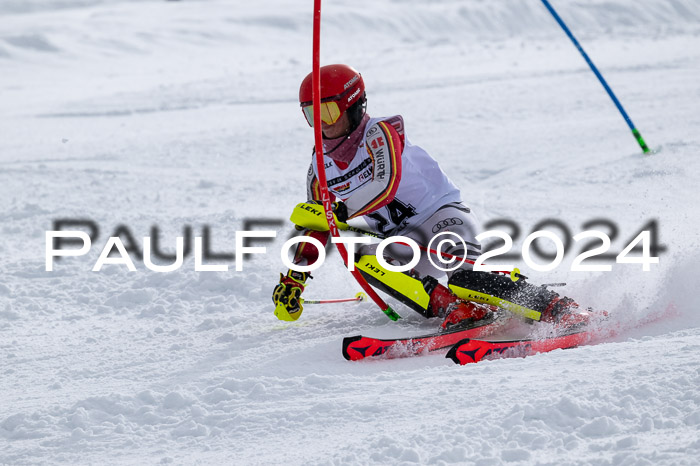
[367,199,417,235]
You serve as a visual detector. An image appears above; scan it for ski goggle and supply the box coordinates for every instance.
[300,85,359,127]
[300,101,342,127]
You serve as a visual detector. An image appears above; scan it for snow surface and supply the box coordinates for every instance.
[1,0,699,464]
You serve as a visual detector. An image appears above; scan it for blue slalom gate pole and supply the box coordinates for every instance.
[541,0,651,154]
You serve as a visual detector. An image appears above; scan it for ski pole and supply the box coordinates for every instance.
[541,0,651,154]
[302,292,367,305]
[310,0,400,321]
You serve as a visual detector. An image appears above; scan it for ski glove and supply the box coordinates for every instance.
[308,200,349,223]
[272,270,311,321]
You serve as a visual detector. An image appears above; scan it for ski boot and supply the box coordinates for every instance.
[448,270,595,332]
[425,279,494,331]
[541,296,575,322]
[539,295,608,333]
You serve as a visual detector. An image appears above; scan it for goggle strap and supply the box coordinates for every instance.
[299,84,356,108]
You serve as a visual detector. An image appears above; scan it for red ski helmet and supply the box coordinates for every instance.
[299,64,365,127]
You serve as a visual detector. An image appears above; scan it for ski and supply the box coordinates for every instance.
[342,312,508,361]
[445,329,593,365]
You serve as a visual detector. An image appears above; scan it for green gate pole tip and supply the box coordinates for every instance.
[383,306,401,321]
[633,129,651,154]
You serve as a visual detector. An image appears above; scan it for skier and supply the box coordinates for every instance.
[272,64,584,330]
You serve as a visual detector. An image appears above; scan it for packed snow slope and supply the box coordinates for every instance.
[1,0,699,464]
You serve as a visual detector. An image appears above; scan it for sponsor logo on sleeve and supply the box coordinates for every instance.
[358,167,373,182]
[375,148,386,180]
[335,182,351,193]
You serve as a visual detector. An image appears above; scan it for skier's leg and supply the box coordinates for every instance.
[384,202,482,278]
[368,202,589,327]
[354,254,432,317]
[447,269,589,326]
[354,202,493,328]
[406,204,586,325]
[403,202,495,328]
[354,255,490,325]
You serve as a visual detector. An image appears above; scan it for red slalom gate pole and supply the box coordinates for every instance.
[311,1,400,320]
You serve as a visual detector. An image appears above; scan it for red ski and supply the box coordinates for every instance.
[445,329,593,365]
[342,313,508,361]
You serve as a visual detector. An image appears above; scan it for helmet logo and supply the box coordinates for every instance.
[343,75,359,90]
[348,88,360,102]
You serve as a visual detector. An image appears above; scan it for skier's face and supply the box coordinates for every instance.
[321,112,351,139]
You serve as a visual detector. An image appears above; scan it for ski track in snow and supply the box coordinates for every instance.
[1,0,699,464]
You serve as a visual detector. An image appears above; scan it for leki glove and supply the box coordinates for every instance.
[329,201,349,223]
[309,200,349,223]
[272,270,311,321]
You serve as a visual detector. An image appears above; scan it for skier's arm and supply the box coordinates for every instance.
[291,163,333,266]
[292,229,328,266]
[272,164,329,322]
[344,121,403,219]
